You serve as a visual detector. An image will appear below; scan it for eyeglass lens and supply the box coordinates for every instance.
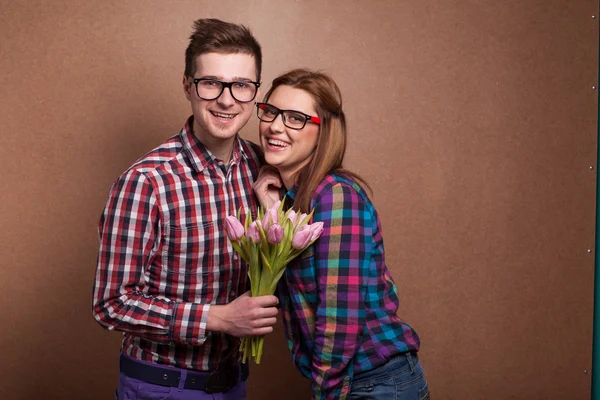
[195,80,257,102]
[258,104,308,129]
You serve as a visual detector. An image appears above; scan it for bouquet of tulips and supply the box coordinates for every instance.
[225,200,324,364]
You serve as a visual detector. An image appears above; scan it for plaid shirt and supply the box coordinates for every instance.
[279,174,420,400]
[92,116,262,371]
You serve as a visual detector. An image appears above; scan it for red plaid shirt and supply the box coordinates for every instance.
[93,116,262,371]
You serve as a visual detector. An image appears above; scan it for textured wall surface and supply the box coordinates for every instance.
[0,1,597,398]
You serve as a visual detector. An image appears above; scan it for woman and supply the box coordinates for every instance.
[253,69,429,400]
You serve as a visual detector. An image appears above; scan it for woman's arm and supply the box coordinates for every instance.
[310,182,372,400]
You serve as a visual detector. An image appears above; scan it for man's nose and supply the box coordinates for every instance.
[216,86,236,107]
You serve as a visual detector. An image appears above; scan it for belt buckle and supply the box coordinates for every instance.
[204,366,237,394]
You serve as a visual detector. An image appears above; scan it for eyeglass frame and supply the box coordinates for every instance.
[255,102,321,130]
[191,78,261,103]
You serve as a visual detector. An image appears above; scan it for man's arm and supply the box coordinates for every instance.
[92,169,278,345]
[207,291,278,337]
[92,169,180,342]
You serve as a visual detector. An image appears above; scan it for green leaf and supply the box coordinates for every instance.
[258,205,264,221]
[244,209,251,230]
[269,267,288,293]
[278,196,286,216]
[248,245,261,296]
[260,250,272,273]
[296,209,314,230]
[231,241,249,262]
[257,220,267,240]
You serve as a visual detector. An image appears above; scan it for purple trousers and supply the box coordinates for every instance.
[116,356,247,400]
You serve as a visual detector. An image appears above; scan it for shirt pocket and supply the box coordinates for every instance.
[162,221,215,275]
[285,247,317,293]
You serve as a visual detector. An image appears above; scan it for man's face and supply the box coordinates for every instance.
[183,52,259,147]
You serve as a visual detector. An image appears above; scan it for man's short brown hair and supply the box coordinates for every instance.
[184,18,262,81]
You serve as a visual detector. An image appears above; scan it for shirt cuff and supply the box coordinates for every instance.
[170,302,210,345]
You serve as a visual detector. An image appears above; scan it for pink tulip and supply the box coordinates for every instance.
[287,210,297,226]
[246,221,261,243]
[297,213,309,226]
[267,223,284,244]
[291,225,312,249]
[262,208,278,230]
[225,215,245,241]
[309,222,324,241]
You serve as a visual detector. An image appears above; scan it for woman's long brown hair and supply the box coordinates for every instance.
[262,69,371,213]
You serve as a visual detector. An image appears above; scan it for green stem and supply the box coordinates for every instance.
[241,338,248,364]
[256,336,265,364]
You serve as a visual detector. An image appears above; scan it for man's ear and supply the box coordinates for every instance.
[183,75,192,101]
[255,85,261,102]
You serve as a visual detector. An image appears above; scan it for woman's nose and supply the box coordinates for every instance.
[269,113,286,133]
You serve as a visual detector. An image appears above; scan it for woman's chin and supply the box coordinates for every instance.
[264,154,282,168]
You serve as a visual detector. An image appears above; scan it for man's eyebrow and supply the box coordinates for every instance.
[196,75,255,82]
[231,77,255,82]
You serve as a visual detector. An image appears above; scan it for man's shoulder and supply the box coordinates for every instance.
[127,133,184,175]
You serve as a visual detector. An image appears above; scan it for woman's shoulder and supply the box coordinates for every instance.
[312,174,369,205]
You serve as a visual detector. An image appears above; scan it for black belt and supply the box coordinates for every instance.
[119,354,249,393]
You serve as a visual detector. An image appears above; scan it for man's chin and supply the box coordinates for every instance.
[205,126,241,141]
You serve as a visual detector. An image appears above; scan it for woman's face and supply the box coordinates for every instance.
[259,85,320,182]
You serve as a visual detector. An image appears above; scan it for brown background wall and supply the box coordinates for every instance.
[1,1,598,399]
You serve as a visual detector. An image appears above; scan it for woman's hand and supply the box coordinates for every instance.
[253,165,283,209]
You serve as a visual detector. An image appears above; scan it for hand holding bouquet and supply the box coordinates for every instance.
[225,200,323,364]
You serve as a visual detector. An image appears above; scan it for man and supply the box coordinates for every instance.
[92,18,279,400]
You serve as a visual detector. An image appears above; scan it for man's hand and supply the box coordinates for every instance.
[253,165,283,209]
[207,291,279,337]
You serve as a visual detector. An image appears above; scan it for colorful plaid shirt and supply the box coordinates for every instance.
[279,174,420,400]
[92,116,262,371]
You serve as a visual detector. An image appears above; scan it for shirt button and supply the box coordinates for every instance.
[230,291,236,297]
[233,254,239,261]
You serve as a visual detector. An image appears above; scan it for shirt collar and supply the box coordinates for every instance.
[284,186,297,204]
[180,116,248,173]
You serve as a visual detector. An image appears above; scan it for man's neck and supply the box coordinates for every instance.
[193,124,236,164]
[207,138,235,164]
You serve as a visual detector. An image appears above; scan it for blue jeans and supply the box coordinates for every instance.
[348,352,429,400]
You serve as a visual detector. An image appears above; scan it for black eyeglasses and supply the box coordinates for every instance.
[256,103,321,130]
[192,78,260,103]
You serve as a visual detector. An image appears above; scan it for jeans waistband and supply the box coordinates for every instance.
[354,351,419,381]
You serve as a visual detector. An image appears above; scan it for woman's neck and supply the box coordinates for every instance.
[281,171,295,191]
[279,158,313,191]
